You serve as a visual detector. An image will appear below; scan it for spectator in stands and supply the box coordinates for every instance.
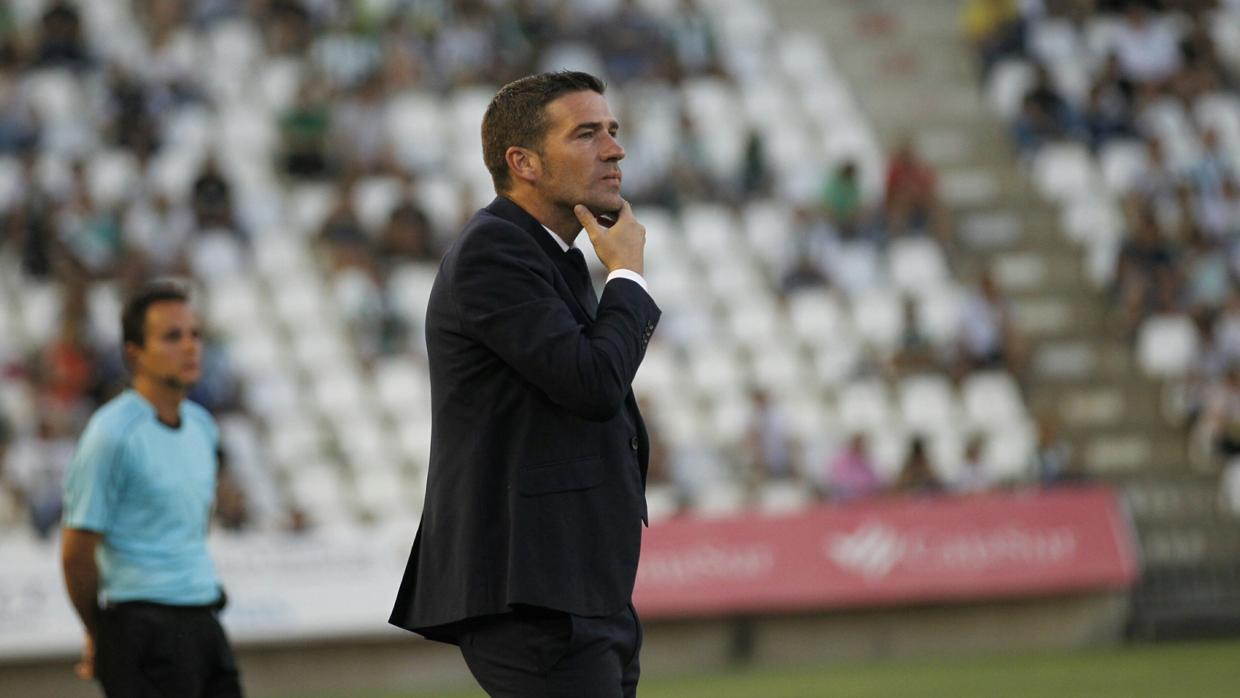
[36,285,99,431]
[317,187,373,274]
[33,2,93,71]
[1196,364,1240,461]
[668,0,719,76]
[961,0,1024,82]
[889,297,941,377]
[739,129,772,196]
[331,72,390,174]
[1012,64,1085,155]
[958,270,1026,375]
[214,461,250,531]
[825,431,882,501]
[1081,81,1137,151]
[1113,2,1182,88]
[951,435,993,494]
[893,436,943,495]
[58,166,124,278]
[780,247,830,296]
[122,193,194,276]
[376,198,439,266]
[281,80,334,178]
[3,414,73,539]
[1131,136,1180,224]
[1180,220,1229,313]
[597,0,670,84]
[884,136,945,239]
[1115,203,1178,336]
[744,388,798,486]
[821,160,867,239]
[191,157,239,235]
[1029,413,1078,486]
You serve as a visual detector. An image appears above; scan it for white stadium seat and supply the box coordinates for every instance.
[1136,314,1200,377]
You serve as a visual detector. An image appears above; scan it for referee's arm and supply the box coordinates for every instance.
[62,529,103,636]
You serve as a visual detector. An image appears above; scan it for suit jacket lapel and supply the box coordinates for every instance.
[484,196,596,323]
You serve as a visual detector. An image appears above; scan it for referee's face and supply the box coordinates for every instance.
[131,301,203,389]
[537,90,625,218]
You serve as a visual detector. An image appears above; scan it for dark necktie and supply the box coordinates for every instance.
[563,248,598,320]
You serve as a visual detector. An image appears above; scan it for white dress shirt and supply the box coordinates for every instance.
[542,225,650,295]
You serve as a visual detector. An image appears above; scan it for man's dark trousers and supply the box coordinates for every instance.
[458,603,642,698]
[96,600,242,698]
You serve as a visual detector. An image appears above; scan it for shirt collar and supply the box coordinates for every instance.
[542,225,581,253]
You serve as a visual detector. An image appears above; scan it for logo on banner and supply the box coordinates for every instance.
[826,522,912,579]
[825,521,1079,580]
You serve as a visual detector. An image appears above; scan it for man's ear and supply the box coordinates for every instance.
[505,146,540,185]
[123,342,140,369]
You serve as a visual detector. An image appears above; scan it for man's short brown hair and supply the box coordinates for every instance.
[481,71,606,193]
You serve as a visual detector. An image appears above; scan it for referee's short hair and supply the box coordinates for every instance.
[481,70,607,194]
[121,280,191,348]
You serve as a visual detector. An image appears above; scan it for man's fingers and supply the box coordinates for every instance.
[616,199,634,221]
[573,204,599,233]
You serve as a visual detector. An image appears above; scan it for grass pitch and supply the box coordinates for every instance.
[275,638,1240,698]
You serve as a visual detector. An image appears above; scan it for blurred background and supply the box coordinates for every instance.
[1,0,1239,695]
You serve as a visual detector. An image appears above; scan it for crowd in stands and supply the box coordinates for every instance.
[968,0,1240,469]
[0,0,1066,539]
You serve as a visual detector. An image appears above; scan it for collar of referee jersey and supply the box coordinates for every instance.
[486,195,579,264]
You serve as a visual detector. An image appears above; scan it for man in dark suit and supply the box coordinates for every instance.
[389,71,660,697]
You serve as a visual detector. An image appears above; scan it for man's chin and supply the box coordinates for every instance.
[584,193,624,217]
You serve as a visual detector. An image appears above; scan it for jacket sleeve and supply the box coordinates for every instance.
[451,220,660,421]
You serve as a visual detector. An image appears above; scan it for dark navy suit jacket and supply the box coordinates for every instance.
[389,196,660,643]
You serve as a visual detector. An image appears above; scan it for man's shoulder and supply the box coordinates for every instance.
[449,207,544,268]
[88,392,148,435]
[78,393,146,454]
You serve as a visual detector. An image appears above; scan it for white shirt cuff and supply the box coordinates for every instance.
[605,269,650,295]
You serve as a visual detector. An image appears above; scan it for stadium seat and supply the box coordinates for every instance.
[787,289,850,346]
[850,289,903,354]
[809,337,862,389]
[987,59,1036,120]
[888,237,950,296]
[756,480,813,515]
[690,481,747,519]
[837,379,896,433]
[1136,314,1200,377]
[351,176,406,234]
[189,232,246,281]
[286,461,353,525]
[961,371,1028,431]
[1031,144,1101,202]
[898,373,961,435]
[371,356,431,417]
[917,283,965,347]
[19,281,62,347]
[644,484,681,524]
[985,422,1037,482]
[1099,139,1151,196]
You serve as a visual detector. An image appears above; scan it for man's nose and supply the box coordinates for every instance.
[601,132,625,161]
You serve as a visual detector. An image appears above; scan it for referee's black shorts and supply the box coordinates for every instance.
[96,598,243,698]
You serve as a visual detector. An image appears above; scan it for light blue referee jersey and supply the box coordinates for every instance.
[63,389,222,606]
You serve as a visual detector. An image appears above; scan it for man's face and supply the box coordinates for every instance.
[534,90,625,216]
[128,301,203,389]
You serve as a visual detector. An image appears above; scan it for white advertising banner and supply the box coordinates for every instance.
[0,525,416,661]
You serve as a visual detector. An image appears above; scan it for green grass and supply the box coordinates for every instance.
[277,639,1240,698]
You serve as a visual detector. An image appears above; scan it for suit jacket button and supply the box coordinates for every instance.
[630,436,640,451]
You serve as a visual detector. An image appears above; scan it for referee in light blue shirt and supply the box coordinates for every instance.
[61,280,243,697]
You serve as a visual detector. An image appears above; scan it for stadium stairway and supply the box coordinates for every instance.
[766,0,1186,476]
[766,0,1240,641]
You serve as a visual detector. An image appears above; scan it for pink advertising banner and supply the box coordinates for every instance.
[633,486,1139,619]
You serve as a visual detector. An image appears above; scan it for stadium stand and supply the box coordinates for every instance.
[0,0,1044,541]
